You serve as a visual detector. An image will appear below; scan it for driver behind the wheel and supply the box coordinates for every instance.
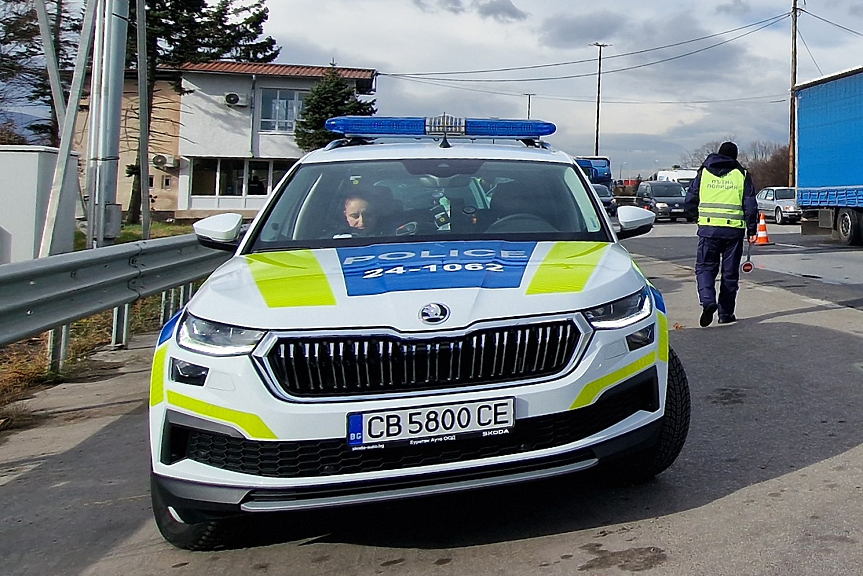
[334,185,401,237]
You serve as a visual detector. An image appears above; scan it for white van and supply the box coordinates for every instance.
[653,169,698,190]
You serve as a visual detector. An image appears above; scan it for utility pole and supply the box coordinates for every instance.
[591,42,610,156]
[789,0,799,187]
[524,93,535,119]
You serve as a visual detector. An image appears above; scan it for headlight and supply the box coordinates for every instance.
[782,205,793,211]
[610,198,617,204]
[655,202,668,209]
[583,286,652,329]
[177,313,265,356]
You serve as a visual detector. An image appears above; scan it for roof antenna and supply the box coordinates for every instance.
[439,133,451,148]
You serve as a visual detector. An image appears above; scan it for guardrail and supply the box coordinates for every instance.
[0,234,230,367]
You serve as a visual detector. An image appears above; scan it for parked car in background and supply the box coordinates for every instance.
[636,181,695,222]
[756,187,802,225]
[592,183,617,216]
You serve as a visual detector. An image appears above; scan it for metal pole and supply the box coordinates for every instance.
[39,0,100,258]
[94,0,130,248]
[136,0,151,239]
[85,0,105,249]
[524,93,534,119]
[789,0,798,187]
[34,0,66,128]
[591,42,610,157]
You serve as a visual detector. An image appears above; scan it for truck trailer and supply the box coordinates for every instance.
[795,65,863,245]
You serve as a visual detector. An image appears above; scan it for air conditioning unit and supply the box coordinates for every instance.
[224,92,249,106]
[151,153,177,169]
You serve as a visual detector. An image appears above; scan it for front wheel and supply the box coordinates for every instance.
[603,348,691,483]
[837,208,862,246]
[151,475,233,551]
[775,207,784,225]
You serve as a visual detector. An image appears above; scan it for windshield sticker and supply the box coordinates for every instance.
[336,241,536,296]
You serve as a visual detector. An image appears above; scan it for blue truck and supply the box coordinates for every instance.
[796,65,863,245]
[573,156,614,190]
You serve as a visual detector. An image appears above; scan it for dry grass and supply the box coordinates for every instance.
[1,221,193,431]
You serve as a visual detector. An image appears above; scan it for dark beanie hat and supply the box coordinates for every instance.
[718,141,738,159]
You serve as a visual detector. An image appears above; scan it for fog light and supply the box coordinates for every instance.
[625,324,655,351]
[170,358,209,386]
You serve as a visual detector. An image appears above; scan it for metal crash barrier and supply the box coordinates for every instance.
[0,235,230,370]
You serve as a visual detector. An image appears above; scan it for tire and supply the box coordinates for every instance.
[775,207,784,225]
[836,208,862,246]
[603,348,691,483]
[151,475,232,551]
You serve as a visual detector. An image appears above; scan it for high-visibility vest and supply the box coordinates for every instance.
[697,168,745,228]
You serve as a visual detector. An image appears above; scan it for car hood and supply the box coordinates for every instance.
[186,240,646,332]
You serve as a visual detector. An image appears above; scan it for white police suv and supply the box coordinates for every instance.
[149,115,690,549]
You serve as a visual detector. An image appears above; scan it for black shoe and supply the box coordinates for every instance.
[699,303,718,327]
[718,315,737,324]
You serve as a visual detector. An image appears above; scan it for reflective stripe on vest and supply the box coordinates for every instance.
[698,169,745,228]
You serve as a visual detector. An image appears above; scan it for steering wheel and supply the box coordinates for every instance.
[485,213,559,233]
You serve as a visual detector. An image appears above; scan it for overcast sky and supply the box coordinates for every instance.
[266,0,863,178]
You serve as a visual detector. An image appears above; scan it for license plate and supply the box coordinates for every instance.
[347,398,515,448]
[671,208,684,212]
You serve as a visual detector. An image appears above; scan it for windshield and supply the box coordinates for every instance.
[651,183,686,197]
[774,188,795,200]
[248,159,609,251]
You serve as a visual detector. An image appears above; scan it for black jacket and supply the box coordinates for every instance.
[685,153,758,239]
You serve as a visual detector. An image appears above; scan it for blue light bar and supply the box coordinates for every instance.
[325,115,556,139]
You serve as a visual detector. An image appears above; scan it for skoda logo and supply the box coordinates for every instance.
[420,303,450,324]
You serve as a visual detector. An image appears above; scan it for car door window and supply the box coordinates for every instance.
[766,190,774,201]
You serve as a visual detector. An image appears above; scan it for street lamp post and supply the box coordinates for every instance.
[591,42,610,156]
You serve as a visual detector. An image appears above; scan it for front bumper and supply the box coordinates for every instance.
[153,393,663,519]
[150,309,668,514]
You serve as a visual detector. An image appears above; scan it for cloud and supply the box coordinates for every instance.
[413,0,467,14]
[474,0,528,23]
[716,0,751,16]
[538,11,624,49]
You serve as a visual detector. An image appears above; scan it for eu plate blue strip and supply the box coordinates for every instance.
[337,241,536,297]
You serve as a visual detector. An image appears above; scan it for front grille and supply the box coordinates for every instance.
[179,367,658,479]
[263,320,580,398]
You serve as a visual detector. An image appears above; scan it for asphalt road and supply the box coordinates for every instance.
[2,223,862,576]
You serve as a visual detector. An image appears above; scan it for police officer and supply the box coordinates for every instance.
[684,142,758,327]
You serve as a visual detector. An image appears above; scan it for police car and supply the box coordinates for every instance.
[149,115,690,549]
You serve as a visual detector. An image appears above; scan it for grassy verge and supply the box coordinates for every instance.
[0,221,194,431]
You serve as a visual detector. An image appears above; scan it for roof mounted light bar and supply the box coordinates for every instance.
[325,114,556,139]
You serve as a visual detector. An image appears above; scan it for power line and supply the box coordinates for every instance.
[797,29,822,76]
[384,74,787,105]
[800,9,863,38]
[386,12,790,77]
[383,14,790,83]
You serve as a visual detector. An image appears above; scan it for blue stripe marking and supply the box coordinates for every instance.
[336,241,536,297]
[650,286,666,314]
[157,310,183,346]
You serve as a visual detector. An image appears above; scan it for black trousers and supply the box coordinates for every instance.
[695,236,744,319]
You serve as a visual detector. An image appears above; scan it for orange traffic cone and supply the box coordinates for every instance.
[754,212,773,245]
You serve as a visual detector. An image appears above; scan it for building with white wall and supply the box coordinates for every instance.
[73,61,376,220]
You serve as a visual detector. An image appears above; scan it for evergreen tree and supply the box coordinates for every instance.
[27,1,82,146]
[0,0,41,117]
[124,0,281,223]
[294,66,376,152]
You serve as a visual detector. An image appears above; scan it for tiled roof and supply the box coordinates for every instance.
[173,61,376,80]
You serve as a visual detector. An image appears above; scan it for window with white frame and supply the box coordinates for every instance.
[190,158,297,196]
[259,88,306,133]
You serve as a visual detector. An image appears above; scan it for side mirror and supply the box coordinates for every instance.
[193,213,244,251]
[616,206,655,239]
